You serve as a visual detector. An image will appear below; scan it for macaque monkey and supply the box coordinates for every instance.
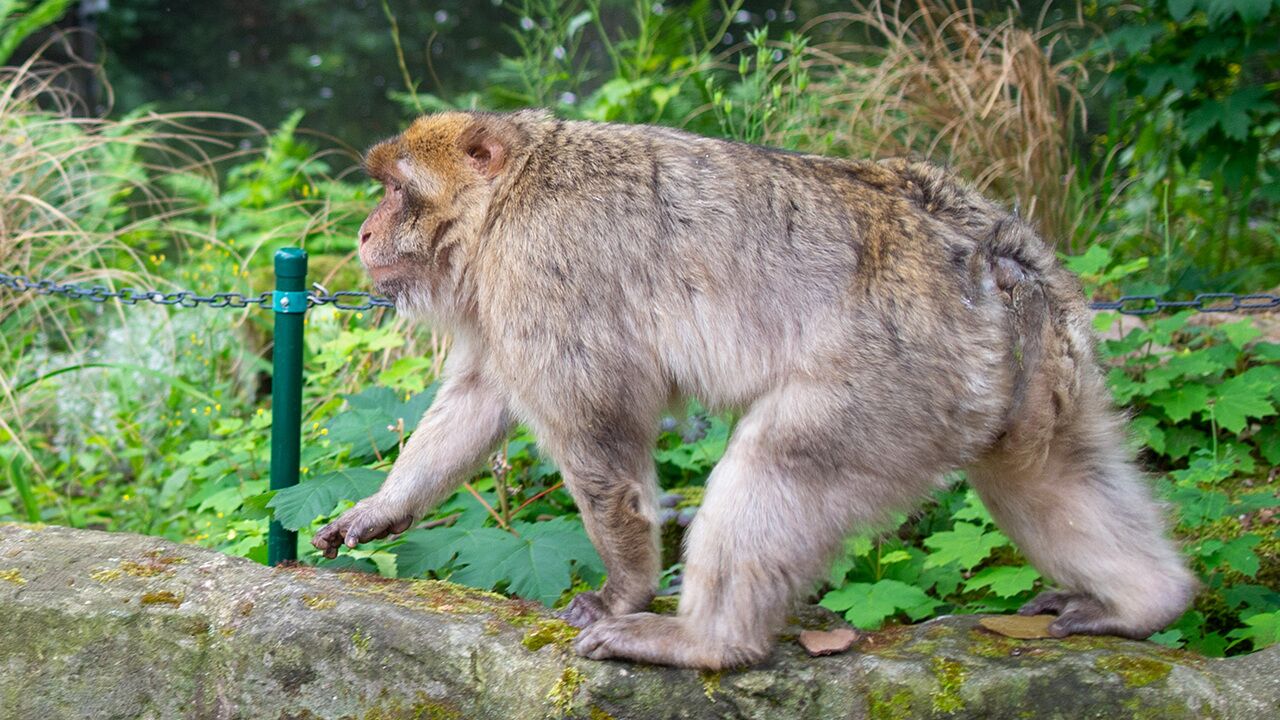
[312,110,1194,669]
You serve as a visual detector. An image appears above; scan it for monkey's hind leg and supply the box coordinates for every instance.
[575,385,903,669]
[967,392,1195,640]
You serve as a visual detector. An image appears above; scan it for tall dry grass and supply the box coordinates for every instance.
[0,37,275,485]
[795,1,1087,245]
[0,40,275,325]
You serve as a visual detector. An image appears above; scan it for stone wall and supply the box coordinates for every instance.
[1,523,1276,719]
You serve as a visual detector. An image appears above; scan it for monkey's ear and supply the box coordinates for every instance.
[460,122,508,181]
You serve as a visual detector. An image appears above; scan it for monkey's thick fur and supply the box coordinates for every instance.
[313,110,1194,669]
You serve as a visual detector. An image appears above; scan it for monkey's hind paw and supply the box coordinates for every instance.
[1018,591,1153,640]
[1017,590,1080,617]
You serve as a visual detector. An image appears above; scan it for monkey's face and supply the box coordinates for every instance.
[358,112,510,305]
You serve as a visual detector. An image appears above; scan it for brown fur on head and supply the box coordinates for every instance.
[357,111,533,317]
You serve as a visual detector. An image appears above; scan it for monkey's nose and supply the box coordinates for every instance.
[360,231,371,245]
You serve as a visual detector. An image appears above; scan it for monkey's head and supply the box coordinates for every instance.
[359,111,534,316]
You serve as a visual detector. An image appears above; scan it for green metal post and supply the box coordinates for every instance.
[269,247,308,565]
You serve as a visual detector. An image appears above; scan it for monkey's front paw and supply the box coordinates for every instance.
[311,501,413,559]
[573,613,675,663]
[557,591,610,628]
[574,614,754,669]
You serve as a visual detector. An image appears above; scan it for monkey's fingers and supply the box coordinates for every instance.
[557,590,610,628]
[311,520,349,559]
[342,513,414,549]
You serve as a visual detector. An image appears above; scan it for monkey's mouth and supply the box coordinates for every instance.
[364,263,420,298]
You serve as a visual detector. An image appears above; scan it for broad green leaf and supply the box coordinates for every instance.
[1107,367,1144,404]
[1149,383,1210,423]
[325,384,438,459]
[1163,425,1210,461]
[1252,342,1280,362]
[965,565,1041,598]
[1216,536,1261,578]
[1163,346,1234,379]
[1223,584,1280,612]
[923,522,1008,570]
[819,579,940,629]
[880,550,912,565]
[197,480,268,515]
[176,440,221,465]
[1164,484,1230,526]
[392,517,603,605]
[1227,0,1273,24]
[1254,424,1280,465]
[1062,244,1111,277]
[1220,320,1262,349]
[952,489,994,525]
[828,534,874,584]
[1129,416,1166,455]
[1208,374,1276,434]
[1167,0,1196,22]
[267,468,385,530]
[1228,612,1280,649]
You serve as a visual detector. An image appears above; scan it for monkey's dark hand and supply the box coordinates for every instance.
[311,499,414,559]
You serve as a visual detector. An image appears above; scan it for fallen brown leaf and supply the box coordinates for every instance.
[979,614,1057,639]
[799,627,860,657]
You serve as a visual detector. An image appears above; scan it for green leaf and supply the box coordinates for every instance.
[923,522,1008,570]
[1220,320,1262,349]
[392,517,603,605]
[197,480,268,515]
[325,384,438,459]
[1062,245,1111,278]
[1184,87,1278,142]
[1216,535,1261,578]
[1208,374,1276,434]
[1228,612,1280,649]
[1167,0,1196,21]
[267,468,385,530]
[819,579,941,629]
[880,550,912,565]
[964,565,1041,598]
[176,440,222,466]
[1164,484,1230,526]
[1228,0,1273,23]
[1254,424,1280,465]
[952,489,995,525]
[1129,416,1166,455]
[1149,383,1211,423]
[1251,342,1280,362]
[1163,347,1234,379]
[1163,425,1210,460]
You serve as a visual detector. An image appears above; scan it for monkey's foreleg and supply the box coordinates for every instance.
[575,388,864,668]
[312,370,510,558]
[553,447,662,629]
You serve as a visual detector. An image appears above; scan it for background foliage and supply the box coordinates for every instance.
[0,0,1276,657]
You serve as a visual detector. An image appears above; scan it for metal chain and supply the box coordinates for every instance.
[0,272,393,312]
[1,270,1275,316]
[1088,293,1279,315]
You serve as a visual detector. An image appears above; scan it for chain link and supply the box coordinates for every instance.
[2,270,1275,316]
[0,271,394,312]
[1088,293,1280,315]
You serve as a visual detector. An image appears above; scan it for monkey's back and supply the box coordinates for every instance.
[483,119,1074,469]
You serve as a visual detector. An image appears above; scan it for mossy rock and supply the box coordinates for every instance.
[1,523,1278,719]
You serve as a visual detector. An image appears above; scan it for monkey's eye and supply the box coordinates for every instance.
[387,181,403,194]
